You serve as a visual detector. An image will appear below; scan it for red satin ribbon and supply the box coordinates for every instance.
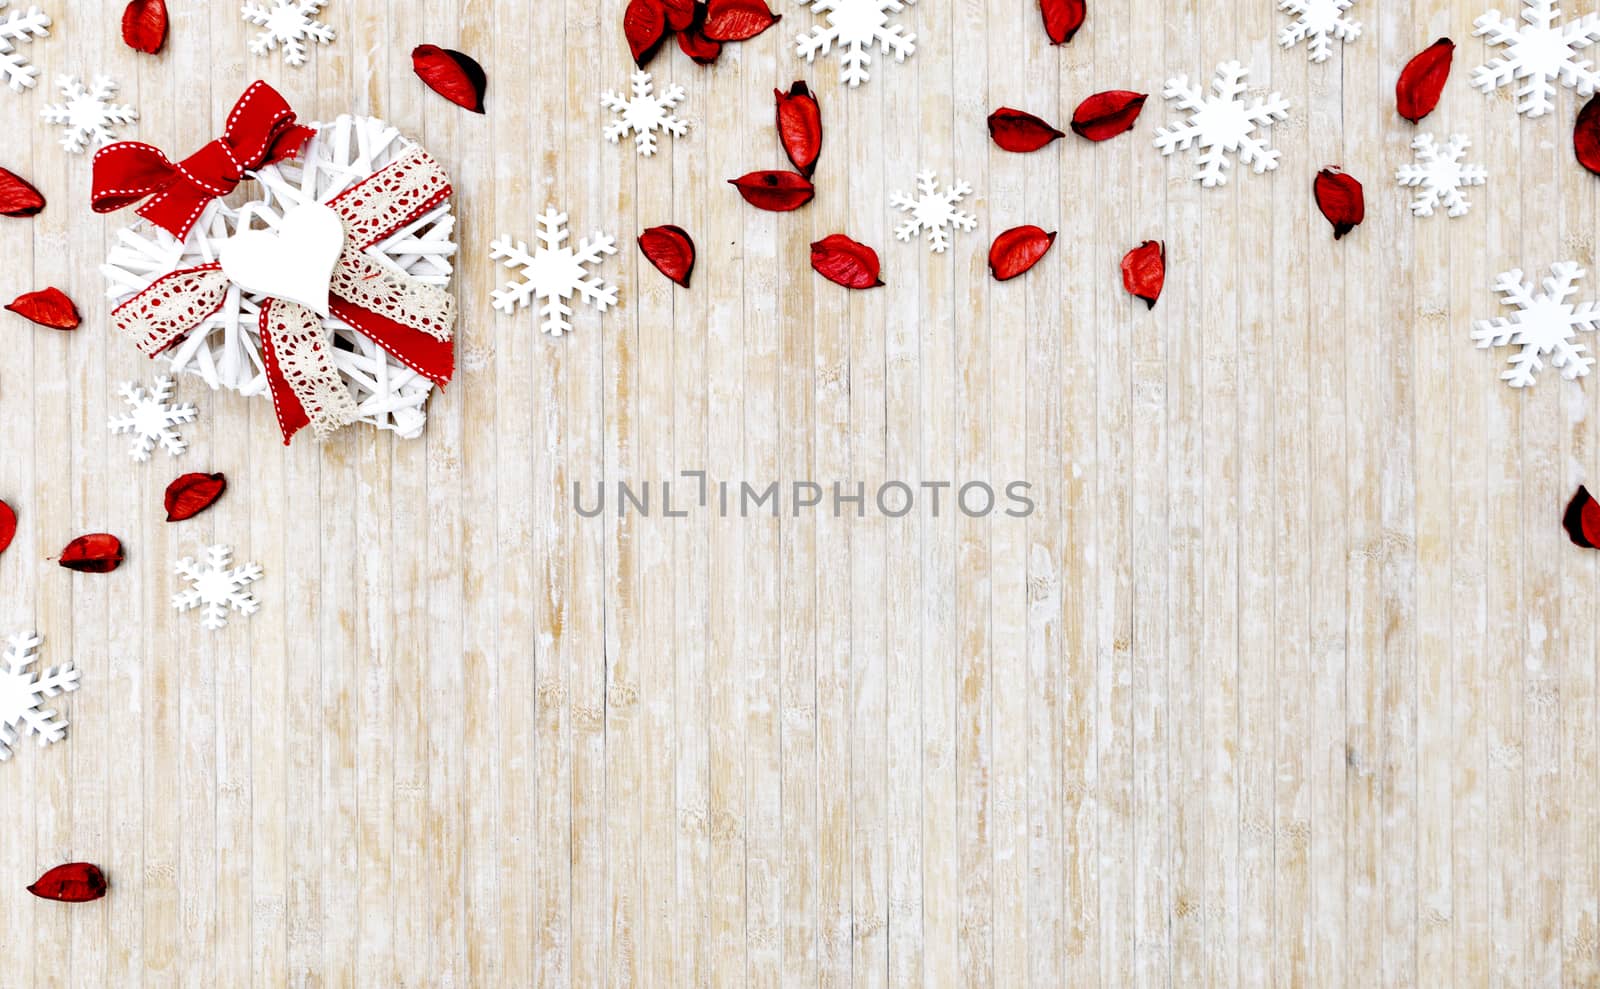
[91,81,315,242]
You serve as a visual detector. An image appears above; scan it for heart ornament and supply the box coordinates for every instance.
[219,202,346,317]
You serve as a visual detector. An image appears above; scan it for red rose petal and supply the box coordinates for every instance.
[988,107,1066,152]
[638,225,697,288]
[28,863,107,903]
[1396,38,1453,124]
[0,167,44,217]
[1313,167,1365,240]
[1070,90,1147,142]
[121,0,168,54]
[703,0,781,42]
[1576,95,1600,176]
[776,81,822,178]
[59,533,124,574]
[988,225,1056,281]
[1040,0,1086,44]
[624,0,669,68]
[0,499,15,556]
[729,170,815,211]
[6,287,80,330]
[164,472,227,522]
[412,45,487,113]
[1120,240,1166,309]
[810,234,883,289]
[1565,485,1600,548]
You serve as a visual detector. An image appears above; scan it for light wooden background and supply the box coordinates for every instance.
[2,0,1599,985]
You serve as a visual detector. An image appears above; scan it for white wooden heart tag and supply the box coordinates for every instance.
[219,202,346,317]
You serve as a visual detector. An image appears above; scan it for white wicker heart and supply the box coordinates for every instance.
[101,114,456,439]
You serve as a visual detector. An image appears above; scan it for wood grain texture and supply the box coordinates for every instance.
[1,0,1598,985]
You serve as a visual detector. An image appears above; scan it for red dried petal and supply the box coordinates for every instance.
[1120,240,1166,309]
[1565,485,1600,548]
[164,472,227,522]
[1040,0,1086,44]
[988,107,1066,152]
[412,45,487,114]
[638,225,697,287]
[1070,90,1147,141]
[1313,167,1365,240]
[59,533,124,574]
[6,287,80,330]
[988,225,1056,281]
[776,81,822,177]
[678,3,723,62]
[703,0,781,41]
[0,167,44,217]
[810,234,883,289]
[624,0,669,68]
[1396,38,1453,124]
[28,863,107,903]
[729,170,815,211]
[121,0,168,54]
[1576,95,1600,176]
[0,499,15,556]
[661,0,697,31]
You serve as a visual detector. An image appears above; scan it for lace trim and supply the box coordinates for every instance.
[331,252,454,342]
[262,299,358,440]
[330,146,451,249]
[113,265,230,356]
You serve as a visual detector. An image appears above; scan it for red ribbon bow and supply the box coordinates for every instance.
[91,81,315,242]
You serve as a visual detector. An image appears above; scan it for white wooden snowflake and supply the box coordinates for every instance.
[601,71,688,157]
[1473,262,1600,387]
[1472,0,1600,117]
[173,545,263,631]
[108,375,197,462]
[1278,0,1361,62]
[891,170,976,254]
[40,75,137,154]
[0,1,49,93]
[490,208,618,337]
[793,0,917,88]
[1154,60,1289,187]
[1396,133,1488,218]
[242,0,333,67]
[0,632,79,763]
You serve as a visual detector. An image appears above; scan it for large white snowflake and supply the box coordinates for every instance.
[0,1,49,93]
[108,375,197,462]
[174,545,263,631]
[242,0,334,67]
[1472,0,1600,117]
[40,75,137,154]
[1396,133,1488,218]
[1278,0,1361,62]
[601,71,688,157]
[0,632,79,763]
[891,170,976,254]
[793,0,917,88]
[1154,60,1289,187]
[1473,262,1600,387]
[490,208,618,337]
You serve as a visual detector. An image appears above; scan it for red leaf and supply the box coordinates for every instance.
[703,0,781,41]
[59,534,124,574]
[121,0,168,54]
[678,3,723,63]
[988,107,1066,152]
[729,170,815,211]
[412,45,487,113]
[810,234,883,289]
[624,0,669,68]
[662,0,697,31]
[988,225,1056,281]
[0,167,45,217]
[1120,240,1166,309]
[1576,95,1600,176]
[1396,38,1453,124]
[0,499,15,556]
[27,864,107,903]
[1313,167,1365,240]
[1070,90,1147,141]
[1040,0,1086,44]
[776,81,822,177]
[1565,485,1600,548]
[164,472,227,522]
[6,287,80,330]
[638,225,697,287]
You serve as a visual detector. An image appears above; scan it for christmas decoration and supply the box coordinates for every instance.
[1277,0,1361,63]
[704,0,782,42]
[242,0,334,68]
[1121,240,1165,308]
[891,170,976,254]
[121,0,167,55]
[1314,167,1365,238]
[58,534,123,573]
[99,85,457,443]
[0,500,14,555]
[490,208,618,336]
[412,45,486,113]
[625,0,670,66]
[108,375,196,461]
[1070,91,1147,141]
[0,165,44,215]
[173,544,262,630]
[1155,60,1289,187]
[989,225,1056,281]
[988,107,1065,152]
[1039,0,1085,45]
[41,75,137,154]
[729,169,815,210]
[811,234,883,288]
[793,0,916,88]
[164,472,226,521]
[0,1,47,93]
[0,632,78,762]
[27,863,106,902]
[775,81,822,176]
[1563,484,1600,548]
[1577,94,1600,173]
[1397,37,1455,122]
[1473,262,1600,387]
[1472,0,1600,118]
[637,225,696,287]
[602,70,689,157]
[5,287,79,329]
[1396,133,1487,217]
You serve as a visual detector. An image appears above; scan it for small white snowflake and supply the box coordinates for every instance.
[242,0,334,67]
[1154,60,1290,187]
[601,71,688,157]
[173,545,263,631]
[0,632,79,763]
[1278,0,1361,62]
[1396,133,1488,218]
[1472,0,1600,117]
[1473,262,1600,387]
[490,208,619,337]
[40,75,137,154]
[108,375,197,462]
[0,1,50,93]
[793,0,917,88]
[891,170,976,254]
